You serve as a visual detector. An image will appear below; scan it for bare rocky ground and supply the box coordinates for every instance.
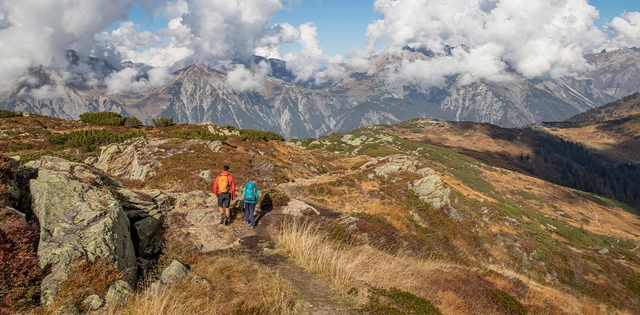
[170,191,348,315]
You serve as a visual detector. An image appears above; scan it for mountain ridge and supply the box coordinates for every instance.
[1,48,640,139]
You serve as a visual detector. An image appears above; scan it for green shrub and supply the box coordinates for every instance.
[168,129,226,141]
[357,286,442,315]
[238,129,285,141]
[79,112,126,126]
[123,117,142,128]
[363,149,400,157]
[0,110,21,118]
[18,151,82,166]
[46,129,146,152]
[260,188,290,211]
[490,289,528,315]
[152,117,174,127]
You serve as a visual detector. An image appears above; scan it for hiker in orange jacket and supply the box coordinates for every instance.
[213,165,236,226]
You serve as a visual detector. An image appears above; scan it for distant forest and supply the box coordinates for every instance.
[522,130,640,211]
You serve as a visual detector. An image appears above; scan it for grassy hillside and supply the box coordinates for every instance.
[2,112,640,314]
[566,93,640,123]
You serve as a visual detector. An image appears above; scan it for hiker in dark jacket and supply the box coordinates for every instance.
[213,165,236,226]
[242,181,259,229]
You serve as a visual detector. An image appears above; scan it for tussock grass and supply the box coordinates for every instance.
[276,216,627,315]
[115,255,305,315]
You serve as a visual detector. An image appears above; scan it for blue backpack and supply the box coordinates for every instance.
[244,182,258,203]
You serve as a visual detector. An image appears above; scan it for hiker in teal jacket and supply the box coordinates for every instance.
[242,181,259,228]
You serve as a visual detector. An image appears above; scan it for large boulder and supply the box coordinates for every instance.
[410,168,451,210]
[93,137,158,181]
[30,156,137,304]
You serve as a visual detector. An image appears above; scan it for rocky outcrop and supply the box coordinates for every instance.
[29,156,137,304]
[93,137,158,181]
[364,155,422,177]
[360,154,458,218]
[410,168,451,210]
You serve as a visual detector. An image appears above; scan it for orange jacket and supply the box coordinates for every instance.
[213,171,236,198]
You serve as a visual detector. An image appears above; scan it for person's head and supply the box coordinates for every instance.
[222,165,229,171]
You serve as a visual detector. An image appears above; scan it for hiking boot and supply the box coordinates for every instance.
[219,214,225,224]
[224,220,230,226]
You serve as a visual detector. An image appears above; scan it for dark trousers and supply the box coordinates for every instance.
[244,202,256,227]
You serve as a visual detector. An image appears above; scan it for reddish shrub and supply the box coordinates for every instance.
[0,154,14,207]
[55,257,125,311]
[0,208,42,314]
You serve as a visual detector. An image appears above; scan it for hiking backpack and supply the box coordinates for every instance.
[218,175,229,193]
[244,182,257,202]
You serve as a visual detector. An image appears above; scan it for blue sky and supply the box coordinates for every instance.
[114,0,640,57]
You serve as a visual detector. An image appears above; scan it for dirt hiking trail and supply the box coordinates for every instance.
[171,186,348,315]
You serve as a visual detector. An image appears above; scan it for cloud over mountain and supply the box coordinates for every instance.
[1,0,640,97]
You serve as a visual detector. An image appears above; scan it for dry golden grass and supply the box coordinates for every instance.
[112,255,306,315]
[276,216,631,315]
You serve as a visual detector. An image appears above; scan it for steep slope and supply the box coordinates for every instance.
[566,92,640,123]
[375,119,640,210]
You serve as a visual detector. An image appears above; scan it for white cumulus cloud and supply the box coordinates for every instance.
[225,63,268,92]
[105,67,173,94]
[283,23,344,83]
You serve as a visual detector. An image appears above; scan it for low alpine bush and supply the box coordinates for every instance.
[46,129,146,152]
[79,112,126,126]
[151,117,174,127]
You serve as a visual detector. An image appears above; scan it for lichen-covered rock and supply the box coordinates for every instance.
[133,217,164,256]
[94,137,158,181]
[172,190,210,208]
[118,188,158,213]
[199,170,212,182]
[410,168,451,210]
[106,280,133,306]
[30,156,136,304]
[207,140,223,153]
[281,199,320,217]
[58,304,80,315]
[161,260,190,284]
[82,294,104,311]
[360,155,422,178]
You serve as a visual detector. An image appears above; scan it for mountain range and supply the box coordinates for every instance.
[2,47,640,139]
